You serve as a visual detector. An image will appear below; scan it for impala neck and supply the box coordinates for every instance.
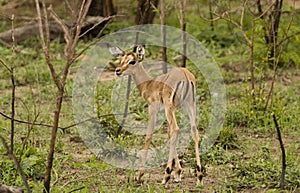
[132,63,152,86]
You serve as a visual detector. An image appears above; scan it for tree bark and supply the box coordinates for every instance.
[268,0,283,60]
[88,0,115,17]
[0,183,23,193]
[257,0,284,61]
[136,0,159,24]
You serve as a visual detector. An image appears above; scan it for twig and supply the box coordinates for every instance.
[208,0,214,31]
[79,16,114,38]
[9,13,16,155]
[0,58,12,72]
[48,5,71,48]
[64,0,76,19]
[255,0,276,21]
[0,38,22,53]
[0,111,136,131]
[18,113,39,163]
[68,187,85,193]
[0,111,54,128]
[272,113,286,190]
[0,136,31,193]
[51,167,59,187]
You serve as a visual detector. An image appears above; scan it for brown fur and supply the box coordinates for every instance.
[110,45,203,186]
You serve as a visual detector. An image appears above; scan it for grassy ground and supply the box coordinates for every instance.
[0,0,300,192]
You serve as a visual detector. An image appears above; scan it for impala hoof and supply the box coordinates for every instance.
[174,176,181,183]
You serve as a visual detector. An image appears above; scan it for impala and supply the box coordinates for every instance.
[109,45,203,185]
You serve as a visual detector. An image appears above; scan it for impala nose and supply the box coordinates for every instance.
[115,68,122,76]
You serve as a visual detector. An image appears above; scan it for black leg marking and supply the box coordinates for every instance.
[166,167,172,174]
[182,76,190,101]
[196,165,204,182]
[197,165,201,172]
[172,81,183,103]
[172,159,175,168]
[191,81,195,102]
[165,175,171,183]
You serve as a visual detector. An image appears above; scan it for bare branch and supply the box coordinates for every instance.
[64,0,77,19]
[0,136,31,193]
[0,58,12,73]
[79,16,113,38]
[48,6,71,48]
[10,14,16,155]
[35,0,46,49]
[255,1,276,21]
[0,111,54,128]
[272,113,286,190]
[35,0,61,90]
[73,0,92,49]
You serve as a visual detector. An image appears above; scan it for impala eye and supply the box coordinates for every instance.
[128,60,136,65]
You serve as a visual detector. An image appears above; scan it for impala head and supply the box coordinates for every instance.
[109,45,145,76]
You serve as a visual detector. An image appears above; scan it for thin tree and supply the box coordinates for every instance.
[35,0,93,192]
[208,0,214,31]
[117,0,159,136]
[264,0,295,110]
[207,0,257,93]
[0,14,31,193]
[178,0,186,67]
[160,0,167,73]
[257,0,284,61]
[9,14,16,155]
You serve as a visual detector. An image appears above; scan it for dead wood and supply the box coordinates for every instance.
[0,184,23,193]
[0,16,108,44]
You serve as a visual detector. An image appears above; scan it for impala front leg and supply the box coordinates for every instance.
[135,103,159,183]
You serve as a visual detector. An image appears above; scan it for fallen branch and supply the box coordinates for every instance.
[0,16,108,44]
[0,184,23,193]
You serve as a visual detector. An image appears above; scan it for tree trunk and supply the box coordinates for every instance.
[136,0,159,24]
[88,0,115,17]
[257,0,283,61]
[84,0,114,37]
[268,0,283,60]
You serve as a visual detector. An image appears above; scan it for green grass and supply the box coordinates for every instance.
[0,0,300,192]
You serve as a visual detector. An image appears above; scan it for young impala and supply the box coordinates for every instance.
[109,45,203,185]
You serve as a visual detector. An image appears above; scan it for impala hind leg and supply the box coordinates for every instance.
[187,104,203,185]
[162,107,180,185]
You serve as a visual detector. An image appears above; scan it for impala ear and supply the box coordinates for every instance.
[109,46,125,58]
[134,45,145,61]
